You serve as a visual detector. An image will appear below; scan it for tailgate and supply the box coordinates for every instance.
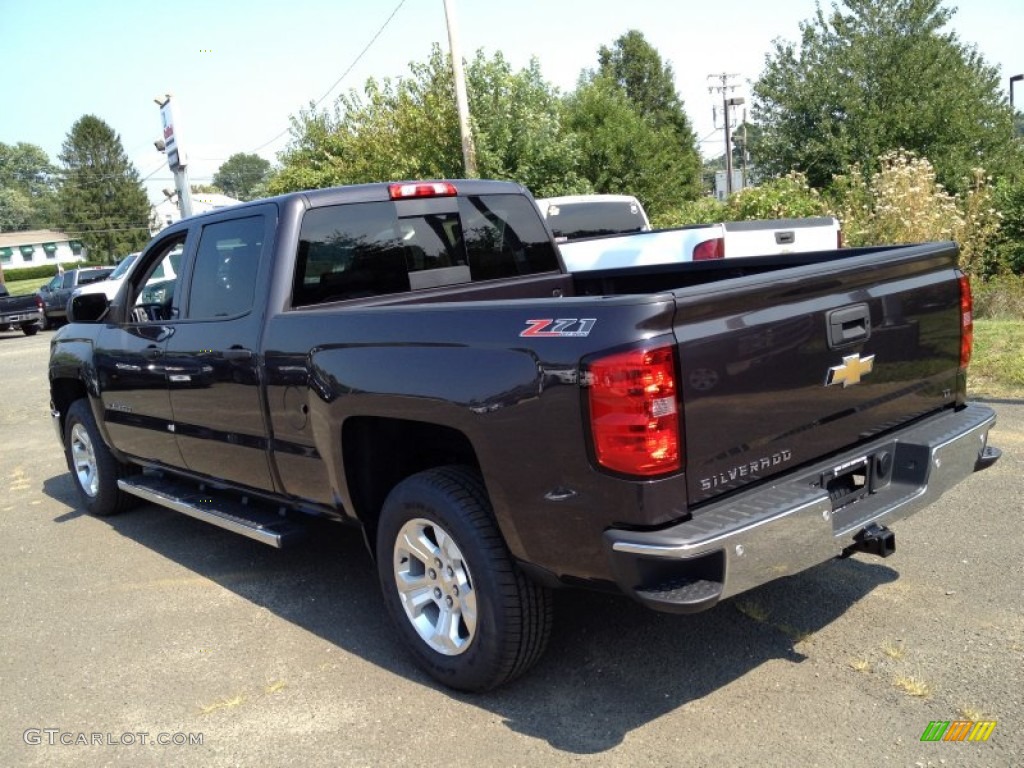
[723,218,840,257]
[675,243,963,505]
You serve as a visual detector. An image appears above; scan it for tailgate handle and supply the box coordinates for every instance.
[775,231,795,245]
[827,304,871,348]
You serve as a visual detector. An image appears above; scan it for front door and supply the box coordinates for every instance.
[94,234,188,467]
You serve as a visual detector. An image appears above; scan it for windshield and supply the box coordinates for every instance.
[109,252,139,280]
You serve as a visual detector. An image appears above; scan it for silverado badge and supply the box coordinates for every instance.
[826,353,875,387]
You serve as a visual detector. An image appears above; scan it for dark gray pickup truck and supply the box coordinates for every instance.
[49,179,1000,690]
[0,283,43,335]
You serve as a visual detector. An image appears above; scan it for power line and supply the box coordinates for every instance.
[249,0,408,154]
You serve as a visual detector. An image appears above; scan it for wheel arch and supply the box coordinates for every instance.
[341,416,482,550]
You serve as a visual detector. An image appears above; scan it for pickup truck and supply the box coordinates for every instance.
[0,283,43,335]
[36,266,114,328]
[559,216,842,271]
[49,179,1000,692]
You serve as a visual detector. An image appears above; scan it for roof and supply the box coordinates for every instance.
[534,194,643,207]
[0,229,75,248]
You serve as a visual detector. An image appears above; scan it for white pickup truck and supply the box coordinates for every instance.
[558,216,842,272]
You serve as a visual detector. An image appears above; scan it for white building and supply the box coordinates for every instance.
[0,230,87,270]
[150,192,242,234]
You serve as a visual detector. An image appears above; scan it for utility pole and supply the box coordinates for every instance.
[443,0,477,178]
[708,74,741,196]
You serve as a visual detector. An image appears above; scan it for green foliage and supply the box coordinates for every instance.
[653,174,827,228]
[752,0,1019,193]
[828,150,1003,276]
[586,30,703,207]
[1,263,64,282]
[992,177,1024,273]
[973,275,1024,320]
[650,196,728,228]
[55,115,151,262]
[728,173,830,220]
[212,153,272,201]
[271,46,585,197]
[0,141,56,231]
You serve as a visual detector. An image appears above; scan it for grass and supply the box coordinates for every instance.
[892,674,932,698]
[4,277,51,295]
[198,694,247,715]
[849,658,873,673]
[969,320,1024,399]
[959,705,985,721]
[882,642,906,661]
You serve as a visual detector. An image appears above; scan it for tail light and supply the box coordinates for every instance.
[693,237,724,261]
[958,274,973,369]
[389,181,457,200]
[586,345,682,476]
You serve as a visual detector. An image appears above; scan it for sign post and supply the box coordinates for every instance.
[155,94,193,219]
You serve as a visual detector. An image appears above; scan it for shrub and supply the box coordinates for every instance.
[972,274,1024,320]
[651,196,727,228]
[727,172,831,220]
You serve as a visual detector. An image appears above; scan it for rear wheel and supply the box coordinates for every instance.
[64,399,137,516]
[376,466,552,691]
[21,324,39,336]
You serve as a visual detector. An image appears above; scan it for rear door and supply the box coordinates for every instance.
[723,218,841,257]
[675,245,962,505]
[164,206,276,492]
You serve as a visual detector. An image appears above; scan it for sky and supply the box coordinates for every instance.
[1,0,1021,207]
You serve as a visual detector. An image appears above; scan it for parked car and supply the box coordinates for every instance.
[0,283,44,336]
[36,267,114,328]
[69,253,140,303]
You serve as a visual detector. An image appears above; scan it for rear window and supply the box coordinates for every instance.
[78,269,113,285]
[293,194,558,306]
[543,200,647,241]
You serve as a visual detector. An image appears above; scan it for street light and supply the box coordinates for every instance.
[1012,74,1023,109]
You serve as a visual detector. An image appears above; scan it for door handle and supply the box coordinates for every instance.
[827,304,871,348]
[223,347,253,361]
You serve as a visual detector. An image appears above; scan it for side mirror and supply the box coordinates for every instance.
[39,285,50,294]
[68,293,110,324]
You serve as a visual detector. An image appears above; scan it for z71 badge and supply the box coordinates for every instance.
[520,318,596,338]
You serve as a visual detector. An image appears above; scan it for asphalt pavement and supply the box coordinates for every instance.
[1,329,1020,767]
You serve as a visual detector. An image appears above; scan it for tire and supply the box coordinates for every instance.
[63,399,137,516]
[21,324,39,336]
[376,466,552,692]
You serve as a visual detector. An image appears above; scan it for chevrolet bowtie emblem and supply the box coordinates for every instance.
[826,353,875,387]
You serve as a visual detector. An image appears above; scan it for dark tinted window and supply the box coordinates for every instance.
[543,200,647,240]
[78,269,113,285]
[459,195,559,280]
[294,195,558,307]
[187,216,264,319]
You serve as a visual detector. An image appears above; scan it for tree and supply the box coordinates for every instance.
[562,31,703,215]
[579,31,702,206]
[752,0,1019,192]
[597,30,695,138]
[212,153,271,201]
[270,46,586,198]
[0,141,57,230]
[563,77,697,218]
[55,115,151,261]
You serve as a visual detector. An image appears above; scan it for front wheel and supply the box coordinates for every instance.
[22,324,39,336]
[63,399,137,516]
[376,466,552,692]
